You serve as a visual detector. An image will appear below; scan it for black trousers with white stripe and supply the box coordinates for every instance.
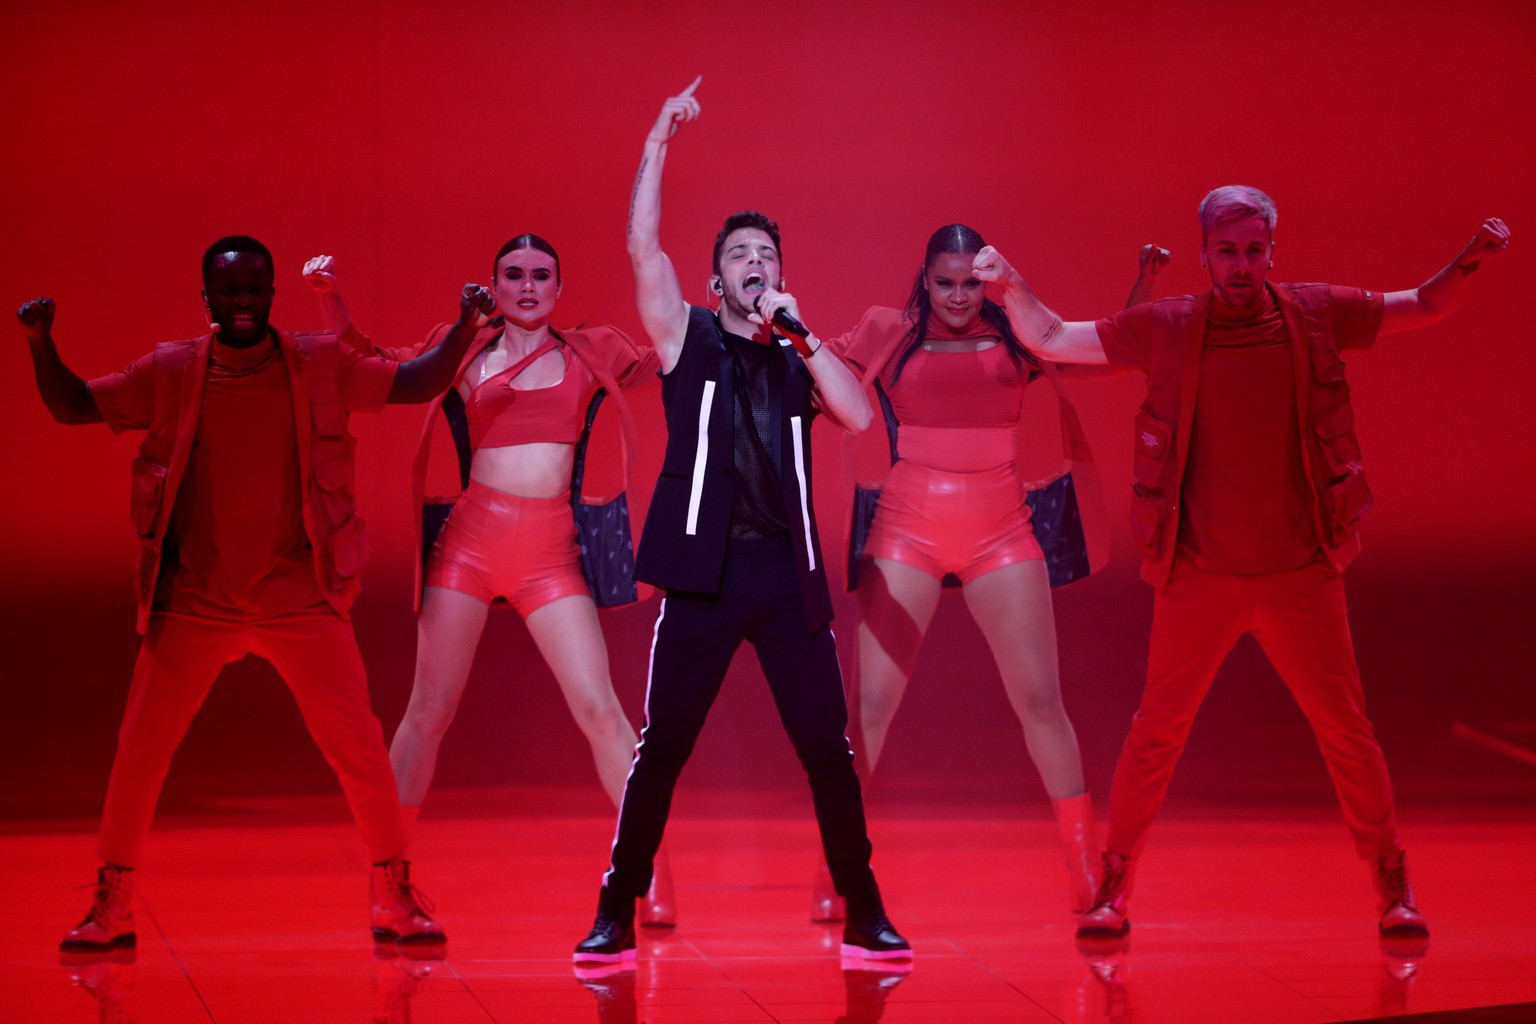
[602,535,880,907]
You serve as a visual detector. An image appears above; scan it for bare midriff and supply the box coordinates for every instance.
[469,442,576,499]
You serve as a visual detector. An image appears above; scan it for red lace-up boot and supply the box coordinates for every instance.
[60,864,136,952]
[370,858,446,945]
[1373,848,1429,937]
[1076,851,1134,938]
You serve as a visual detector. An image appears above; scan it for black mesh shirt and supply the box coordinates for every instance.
[725,332,789,539]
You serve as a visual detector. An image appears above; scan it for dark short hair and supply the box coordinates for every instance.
[202,235,273,283]
[711,211,781,277]
[494,233,561,281]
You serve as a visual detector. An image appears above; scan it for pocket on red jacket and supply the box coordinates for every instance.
[1131,411,1173,489]
[326,514,370,585]
[129,457,168,538]
[1323,470,1373,545]
[311,435,358,526]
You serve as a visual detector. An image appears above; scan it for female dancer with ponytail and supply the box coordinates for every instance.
[306,236,677,925]
[821,226,1163,917]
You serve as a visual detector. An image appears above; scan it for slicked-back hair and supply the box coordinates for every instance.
[711,211,781,277]
[494,233,562,282]
[888,224,1037,387]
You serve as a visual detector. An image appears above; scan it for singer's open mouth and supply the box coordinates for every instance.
[742,272,765,293]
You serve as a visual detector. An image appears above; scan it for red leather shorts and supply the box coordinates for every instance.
[426,481,588,615]
[864,461,1043,584]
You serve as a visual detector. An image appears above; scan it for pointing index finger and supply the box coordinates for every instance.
[679,74,702,98]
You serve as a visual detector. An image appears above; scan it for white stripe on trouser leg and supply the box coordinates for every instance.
[602,596,667,889]
[684,381,715,536]
[790,415,815,572]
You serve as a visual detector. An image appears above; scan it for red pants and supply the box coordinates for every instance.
[97,611,408,867]
[1105,560,1400,861]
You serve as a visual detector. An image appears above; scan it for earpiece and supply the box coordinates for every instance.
[203,298,220,334]
[710,278,723,295]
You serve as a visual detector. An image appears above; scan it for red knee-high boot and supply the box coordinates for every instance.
[641,847,677,928]
[811,856,847,923]
[1054,793,1099,915]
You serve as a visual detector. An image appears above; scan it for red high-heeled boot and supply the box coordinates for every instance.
[1054,793,1099,915]
[640,848,677,928]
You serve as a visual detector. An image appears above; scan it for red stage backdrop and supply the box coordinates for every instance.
[2,1,1531,818]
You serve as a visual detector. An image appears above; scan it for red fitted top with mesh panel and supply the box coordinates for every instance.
[465,345,598,450]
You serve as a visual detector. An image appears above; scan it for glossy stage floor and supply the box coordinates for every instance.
[6,783,1534,1024]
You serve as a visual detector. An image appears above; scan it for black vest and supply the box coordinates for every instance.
[634,306,833,631]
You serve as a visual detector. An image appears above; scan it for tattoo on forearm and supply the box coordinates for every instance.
[628,157,648,236]
[1040,315,1064,346]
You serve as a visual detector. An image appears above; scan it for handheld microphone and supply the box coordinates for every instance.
[753,297,816,356]
[752,297,808,338]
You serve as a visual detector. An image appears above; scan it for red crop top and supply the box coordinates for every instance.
[466,342,599,450]
[886,344,1027,471]
[884,342,1026,429]
[830,306,1032,472]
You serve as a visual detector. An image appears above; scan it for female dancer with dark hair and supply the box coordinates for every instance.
[822,226,1164,917]
[306,236,677,925]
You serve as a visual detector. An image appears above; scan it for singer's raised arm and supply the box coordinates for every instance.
[628,77,700,373]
